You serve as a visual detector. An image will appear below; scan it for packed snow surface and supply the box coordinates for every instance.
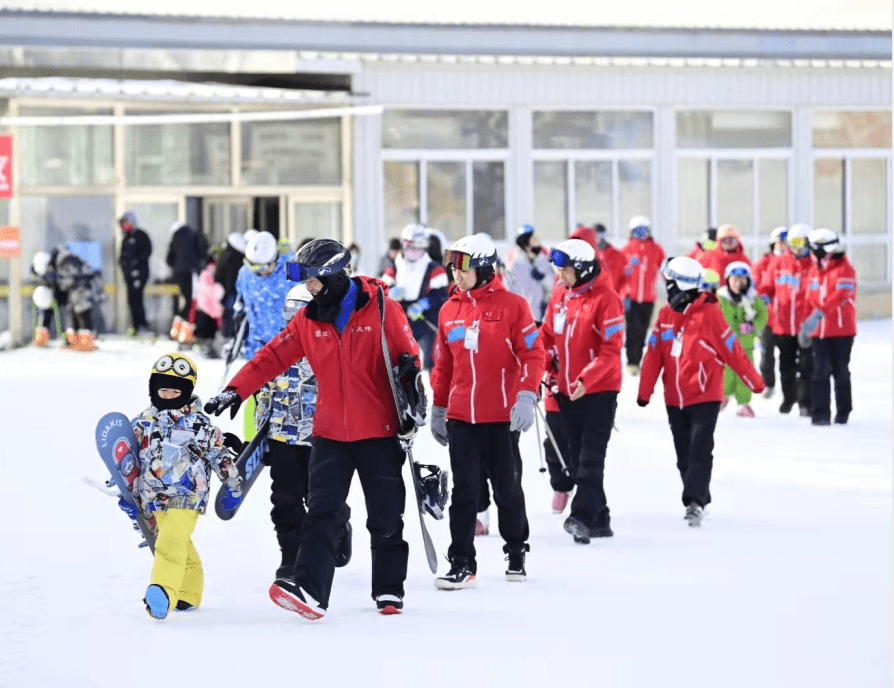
[1,321,890,688]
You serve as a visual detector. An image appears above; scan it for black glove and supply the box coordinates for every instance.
[204,387,242,419]
[637,398,649,407]
[222,432,245,458]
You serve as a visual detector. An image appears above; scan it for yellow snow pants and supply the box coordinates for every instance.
[150,508,203,611]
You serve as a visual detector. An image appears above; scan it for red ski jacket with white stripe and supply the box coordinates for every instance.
[638,292,765,409]
[751,251,775,322]
[759,250,813,336]
[430,277,546,424]
[621,238,665,303]
[806,255,857,339]
[539,269,624,398]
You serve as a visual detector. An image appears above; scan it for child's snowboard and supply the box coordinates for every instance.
[215,414,271,520]
[94,412,157,552]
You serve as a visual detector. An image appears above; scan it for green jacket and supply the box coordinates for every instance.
[717,286,768,351]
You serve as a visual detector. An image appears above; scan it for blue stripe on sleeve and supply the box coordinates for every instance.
[660,330,675,341]
[447,326,465,343]
[524,330,539,349]
[605,323,624,340]
[835,283,855,290]
[725,334,736,351]
[648,334,657,348]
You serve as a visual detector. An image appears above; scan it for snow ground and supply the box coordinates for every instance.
[0,322,890,688]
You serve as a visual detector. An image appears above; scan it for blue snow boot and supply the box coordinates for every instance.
[144,585,169,620]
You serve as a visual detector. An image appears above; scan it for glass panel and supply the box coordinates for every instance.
[618,160,653,239]
[427,162,466,241]
[759,158,788,243]
[292,202,342,244]
[472,161,505,238]
[851,159,887,234]
[717,159,754,241]
[533,161,567,245]
[814,159,844,233]
[382,110,508,149]
[18,107,113,186]
[383,161,420,238]
[813,111,892,149]
[206,201,249,250]
[19,194,115,330]
[126,116,229,186]
[533,111,653,149]
[241,119,341,185]
[676,158,709,247]
[849,243,888,282]
[574,161,612,232]
[0,199,8,282]
[677,110,791,148]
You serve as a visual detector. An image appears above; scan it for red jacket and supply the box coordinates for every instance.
[751,251,775,323]
[597,243,628,295]
[638,293,765,408]
[539,270,624,397]
[621,238,665,303]
[431,277,546,424]
[806,255,857,339]
[541,283,564,413]
[228,276,420,441]
[759,250,813,336]
[698,244,752,279]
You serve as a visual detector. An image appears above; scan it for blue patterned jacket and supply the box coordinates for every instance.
[236,255,292,359]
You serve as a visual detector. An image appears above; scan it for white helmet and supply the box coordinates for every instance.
[245,231,278,266]
[551,238,597,284]
[770,226,788,242]
[628,215,651,239]
[283,283,312,322]
[808,228,842,256]
[243,228,259,247]
[787,223,811,255]
[32,285,54,309]
[32,251,52,277]
[724,261,752,280]
[227,232,246,253]
[401,223,430,251]
[663,256,705,292]
[444,233,498,269]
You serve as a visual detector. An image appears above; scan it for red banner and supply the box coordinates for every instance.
[0,135,11,199]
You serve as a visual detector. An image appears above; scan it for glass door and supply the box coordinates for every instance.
[203,197,251,250]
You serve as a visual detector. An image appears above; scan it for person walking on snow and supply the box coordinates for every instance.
[799,228,858,426]
[752,226,788,398]
[429,233,545,589]
[205,238,422,619]
[717,262,768,418]
[539,239,624,544]
[697,224,752,280]
[118,211,153,336]
[235,231,292,360]
[621,215,665,376]
[505,223,554,323]
[636,257,765,527]
[594,223,628,294]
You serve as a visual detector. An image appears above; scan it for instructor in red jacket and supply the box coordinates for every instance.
[637,256,765,527]
[205,238,421,620]
[621,215,666,375]
[540,238,624,544]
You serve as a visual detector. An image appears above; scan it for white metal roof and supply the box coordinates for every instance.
[0,0,891,32]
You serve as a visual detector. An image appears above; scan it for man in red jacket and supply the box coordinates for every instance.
[621,215,666,376]
[594,223,628,293]
[752,226,788,398]
[430,234,545,589]
[205,239,421,620]
[540,238,624,544]
[637,256,765,527]
[800,228,858,426]
[698,224,752,279]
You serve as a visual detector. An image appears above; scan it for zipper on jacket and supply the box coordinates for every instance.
[501,368,507,408]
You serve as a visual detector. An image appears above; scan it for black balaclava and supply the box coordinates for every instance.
[667,281,698,313]
[313,272,351,323]
[572,258,601,288]
[473,265,496,290]
[149,373,194,412]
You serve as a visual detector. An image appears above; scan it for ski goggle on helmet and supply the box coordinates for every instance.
[152,353,198,386]
[285,248,351,282]
[442,234,497,271]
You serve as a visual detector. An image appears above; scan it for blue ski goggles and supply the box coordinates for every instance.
[632,226,650,240]
[549,249,575,267]
[727,266,751,278]
[285,251,351,282]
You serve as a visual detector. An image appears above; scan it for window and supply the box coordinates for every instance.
[383,161,419,236]
[383,110,508,149]
[241,119,341,185]
[126,115,229,186]
[533,162,568,244]
[533,111,653,149]
[677,110,791,148]
[813,111,892,149]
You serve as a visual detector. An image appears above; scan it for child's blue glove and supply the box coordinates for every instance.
[117,497,138,521]
[407,298,430,321]
[220,486,243,511]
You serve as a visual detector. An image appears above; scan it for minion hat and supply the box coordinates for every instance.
[149,353,198,412]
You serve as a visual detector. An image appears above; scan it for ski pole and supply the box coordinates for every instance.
[536,404,570,477]
[534,404,547,474]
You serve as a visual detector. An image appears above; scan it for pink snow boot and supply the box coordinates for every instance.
[551,491,571,514]
[736,404,755,418]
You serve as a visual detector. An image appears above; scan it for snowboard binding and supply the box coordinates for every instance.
[414,463,449,520]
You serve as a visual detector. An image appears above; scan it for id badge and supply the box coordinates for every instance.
[670,333,683,358]
[464,321,480,352]
[553,310,566,335]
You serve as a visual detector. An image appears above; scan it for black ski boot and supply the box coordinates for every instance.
[275,546,297,582]
[588,523,614,538]
[504,543,529,582]
[779,399,795,414]
[564,516,591,544]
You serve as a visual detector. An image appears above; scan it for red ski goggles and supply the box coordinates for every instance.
[443,250,495,271]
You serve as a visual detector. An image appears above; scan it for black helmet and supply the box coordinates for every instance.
[286,238,351,282]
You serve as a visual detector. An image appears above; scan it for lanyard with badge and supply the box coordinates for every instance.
[464,319,480,352]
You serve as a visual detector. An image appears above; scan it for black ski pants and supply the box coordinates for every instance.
[544,409,575,494]
[558,391,617,529]
[293,436,407,608]
[776,334,813,412]
[759,326,777,389]
[446,420,529,571]
[810,336,854,422]
[666,402,721,508]
[267,441,311,566]
[172,272,193,320]
[125,280,149,330]
[625,301,654,367]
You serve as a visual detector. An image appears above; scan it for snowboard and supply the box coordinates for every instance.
[377,287,439,574]
[94,412,157,552]
[214,414,271,520]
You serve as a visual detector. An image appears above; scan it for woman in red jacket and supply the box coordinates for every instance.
[621,215,666,375]
[540,238,624,544]
[205,239,422,620]
[637,257,765,526]
[799,228,858,426]
[430,234,545,590]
